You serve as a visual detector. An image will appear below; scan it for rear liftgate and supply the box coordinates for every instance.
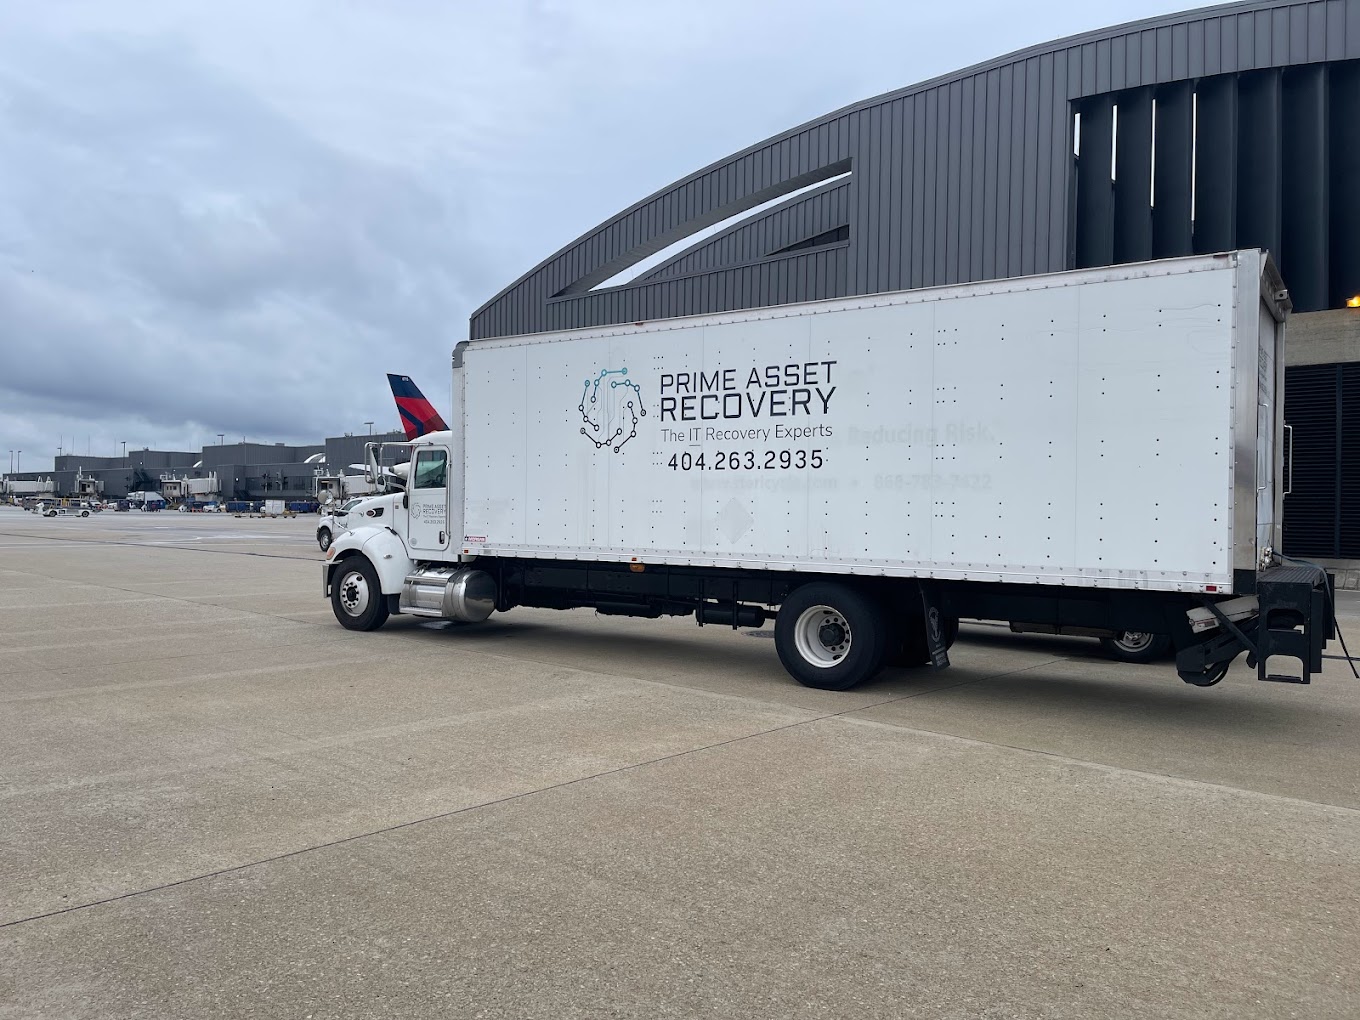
[1176,563,1335,686]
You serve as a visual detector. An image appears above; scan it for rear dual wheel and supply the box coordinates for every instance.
[775,583,888,691]
[1100,631,1172,663]
[887,615,959,667]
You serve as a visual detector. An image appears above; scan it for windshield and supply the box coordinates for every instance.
[340,499,363,511]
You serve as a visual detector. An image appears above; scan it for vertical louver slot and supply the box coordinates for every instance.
[1340,364,1360,558]
[1283,363,1360,559]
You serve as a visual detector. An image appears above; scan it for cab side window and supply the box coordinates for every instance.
[414,450,447,489]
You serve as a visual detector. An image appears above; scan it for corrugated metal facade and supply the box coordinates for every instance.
[1072,60,1360,310]
[470,0,1360,340]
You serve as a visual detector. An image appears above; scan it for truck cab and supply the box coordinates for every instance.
[322,432,493,631]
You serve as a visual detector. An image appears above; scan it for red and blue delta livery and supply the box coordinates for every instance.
[387,374,448,440]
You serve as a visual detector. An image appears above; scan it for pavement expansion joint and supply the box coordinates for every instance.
[0,658,1116,932]
[21,574,328,628]
[0,707,854,931]
[0,528,317,561]
[833,711,1360,817]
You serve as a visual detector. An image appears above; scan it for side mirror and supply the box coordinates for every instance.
[364,443,382,490]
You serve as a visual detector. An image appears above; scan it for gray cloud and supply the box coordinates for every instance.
[0,30,488,463]
[0,1,1190,471]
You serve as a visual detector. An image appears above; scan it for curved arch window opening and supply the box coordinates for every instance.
[766,225,850,257]
[588,170,852,292]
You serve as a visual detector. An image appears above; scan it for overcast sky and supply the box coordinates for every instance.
[0,0,1196,472]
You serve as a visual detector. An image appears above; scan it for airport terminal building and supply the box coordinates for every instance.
[2,432,405,504]
[472,0,1360,564]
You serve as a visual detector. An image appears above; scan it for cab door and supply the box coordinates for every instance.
[407,446,450,552]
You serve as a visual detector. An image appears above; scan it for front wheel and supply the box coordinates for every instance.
[1100,631,1171,663]
[775,583,887,691]
[330,557,390,631]
[317,527,332,551]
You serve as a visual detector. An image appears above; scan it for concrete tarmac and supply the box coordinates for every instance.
[1,507,1358,1018]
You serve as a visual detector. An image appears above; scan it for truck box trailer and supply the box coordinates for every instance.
[324,251,1335,690]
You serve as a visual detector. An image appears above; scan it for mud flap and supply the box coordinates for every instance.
[918,582,951,669]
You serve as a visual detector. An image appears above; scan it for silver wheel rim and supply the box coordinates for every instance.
[793,604,852,668]
[1115,631,1155,653]
[319,531,331,550]
[337,569,370,618]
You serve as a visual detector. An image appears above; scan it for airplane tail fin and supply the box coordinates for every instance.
[387,374,448,440]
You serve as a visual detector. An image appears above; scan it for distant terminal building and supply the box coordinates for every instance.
[1,431,406,504]
[473,0,1360,563]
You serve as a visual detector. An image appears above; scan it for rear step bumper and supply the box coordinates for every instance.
[1253,564,1335,683]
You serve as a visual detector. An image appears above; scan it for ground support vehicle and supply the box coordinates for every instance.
[43,507,91,518]
[318,498,364,550]
[324,252,1335,690]
[318,493,402,551]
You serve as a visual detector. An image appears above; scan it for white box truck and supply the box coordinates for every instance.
[324,251,1334,690]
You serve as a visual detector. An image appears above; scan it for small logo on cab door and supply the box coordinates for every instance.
[579,367,646,453]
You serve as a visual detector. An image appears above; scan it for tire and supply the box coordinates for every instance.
[330,557,390,631]
[80,510,90,518]
[1100,631,1172,663]
[45,510,56,517]
[775,582,888,691]
[317,527,332,552]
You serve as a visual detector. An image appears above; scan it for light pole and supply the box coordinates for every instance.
[7,450,11,474]
[16,450,20,472]
[217,433,224,446]
[364,421,374,436]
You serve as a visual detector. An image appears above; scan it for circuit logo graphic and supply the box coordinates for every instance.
[578,367,646,453]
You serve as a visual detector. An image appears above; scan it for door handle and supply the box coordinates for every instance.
[439,530,446,545]
[1283,423,1293,497]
